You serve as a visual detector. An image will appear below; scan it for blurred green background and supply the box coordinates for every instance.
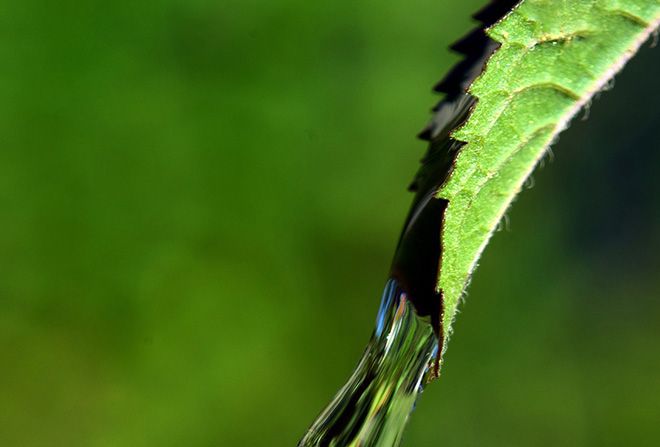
[1,0,659,446]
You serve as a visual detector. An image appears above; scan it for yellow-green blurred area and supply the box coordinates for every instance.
[1,0,659,445]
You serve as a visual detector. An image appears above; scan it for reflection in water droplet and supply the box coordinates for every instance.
[298,279,439,447]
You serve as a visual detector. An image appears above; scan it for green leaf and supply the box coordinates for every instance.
[437,0,660,351]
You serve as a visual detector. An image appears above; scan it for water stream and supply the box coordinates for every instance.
[298,279,439,447]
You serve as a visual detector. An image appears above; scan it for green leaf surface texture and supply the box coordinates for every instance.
[437,0,660,349]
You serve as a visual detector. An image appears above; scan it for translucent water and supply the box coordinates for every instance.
[298,279,439,447]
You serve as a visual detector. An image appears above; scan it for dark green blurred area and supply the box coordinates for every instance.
[1,0,659,446]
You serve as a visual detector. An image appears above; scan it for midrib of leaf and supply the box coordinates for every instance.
[437,0,660,347]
